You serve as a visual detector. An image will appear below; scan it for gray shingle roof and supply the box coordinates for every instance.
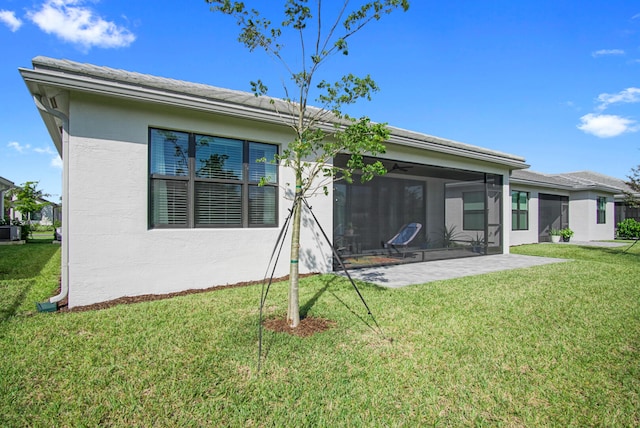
[562,171,634,193]
[28,56,527,168]
[0,176,14,191]
[511,169,631,194]
[31,56,285,113]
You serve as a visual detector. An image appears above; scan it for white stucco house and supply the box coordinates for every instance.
[0,176,14,221]
[509,169,624,245]
[6,195,60,227]
[21,56,533,308]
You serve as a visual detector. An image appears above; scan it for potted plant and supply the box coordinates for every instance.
[549,228,562,243]
[560,227,574,242]
[470,233,485,253]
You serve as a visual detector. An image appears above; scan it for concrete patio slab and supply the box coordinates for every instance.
[340,254,568,288]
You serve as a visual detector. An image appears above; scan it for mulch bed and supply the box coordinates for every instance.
[263,316,336,337]
[344,255,400,266]
[54,274,336,336]
[59,273,318,312]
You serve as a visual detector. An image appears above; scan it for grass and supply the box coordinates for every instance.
[0,238,60,320]
[0,242,639,426]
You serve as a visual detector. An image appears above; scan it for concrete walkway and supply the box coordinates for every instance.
[340,254,568,288]
[339,241,631,288]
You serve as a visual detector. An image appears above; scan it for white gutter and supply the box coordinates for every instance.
[33,95,69,305]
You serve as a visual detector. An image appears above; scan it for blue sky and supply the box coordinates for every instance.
[1,0,639,199]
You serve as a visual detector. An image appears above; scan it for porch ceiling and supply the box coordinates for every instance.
[336,155,488,181]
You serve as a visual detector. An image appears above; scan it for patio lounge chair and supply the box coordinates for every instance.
[385,222,422,257]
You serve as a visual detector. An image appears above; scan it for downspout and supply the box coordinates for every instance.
[33,95,69,307]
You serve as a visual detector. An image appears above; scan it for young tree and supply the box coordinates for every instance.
[7,181,50,224]
[208,0,410,328]
[625,164,640,206]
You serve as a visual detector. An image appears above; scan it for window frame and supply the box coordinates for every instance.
[148,127,279,229]
[463,191,485,231]
[511,190,529,231]
[596,196,606,224]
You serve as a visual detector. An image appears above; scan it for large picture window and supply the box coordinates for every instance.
[597,196,606,224]
[463,191,485,231]
[149,128,278,228]
[511,190,529,230]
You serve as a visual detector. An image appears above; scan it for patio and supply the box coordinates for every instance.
[338,253,568,288]
[339,240,629,288]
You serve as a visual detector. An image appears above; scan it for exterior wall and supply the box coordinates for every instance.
[425,178,446,245]
[569,192,592,241]
[62,93,515,307]
[509,185,543,246]
[600,197,616,240]
[444,183,477,241]
[569,192,615,241]
[0,190,6,221]
[65,93,332,307]
[0,178,11,220]
[510,186,616,246]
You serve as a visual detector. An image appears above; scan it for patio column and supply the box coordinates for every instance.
[502,173,511,253]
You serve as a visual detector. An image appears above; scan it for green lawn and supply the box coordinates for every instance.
[0,238,60,320]
[1,242,638,426]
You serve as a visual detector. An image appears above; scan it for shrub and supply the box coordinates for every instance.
[30,224,54,233]
[616,218,640,239]
[560,228,574,239]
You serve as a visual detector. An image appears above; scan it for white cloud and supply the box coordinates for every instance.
[27,0,136,50]
[596,87,640,110]
[50,156,63,169]
[8,141,31,153]
[34,146,56,155]
[562,100,582,111]
[591,49,625,57]
[0,9,22,31]
[577,113,639,138]
[8,141,61,169]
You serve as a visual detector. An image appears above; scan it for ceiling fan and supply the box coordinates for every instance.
[389,163,414,172]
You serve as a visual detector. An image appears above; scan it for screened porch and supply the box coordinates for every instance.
[333,155,504,269]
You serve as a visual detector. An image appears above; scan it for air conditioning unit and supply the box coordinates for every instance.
[0,225,21,241]
[9,226,20,241]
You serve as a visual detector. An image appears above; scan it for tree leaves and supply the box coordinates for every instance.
[209,0,410,328]
[7,182,51,221]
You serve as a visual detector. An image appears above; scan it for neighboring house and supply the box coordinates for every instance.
[0,176,14,221]
[561,171,640,225]
[509,170,623,245]
[5,192,60,226]
[20,56,529,308]
[31,199,61,226]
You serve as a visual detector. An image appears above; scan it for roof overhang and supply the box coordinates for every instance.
[511,174,623,194]
[0,176,14,192]
[20,56,529,171]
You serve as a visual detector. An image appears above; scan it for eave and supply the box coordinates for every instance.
[20,57,529,171]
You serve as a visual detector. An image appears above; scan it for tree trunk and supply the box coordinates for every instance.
[287,178,303,328]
